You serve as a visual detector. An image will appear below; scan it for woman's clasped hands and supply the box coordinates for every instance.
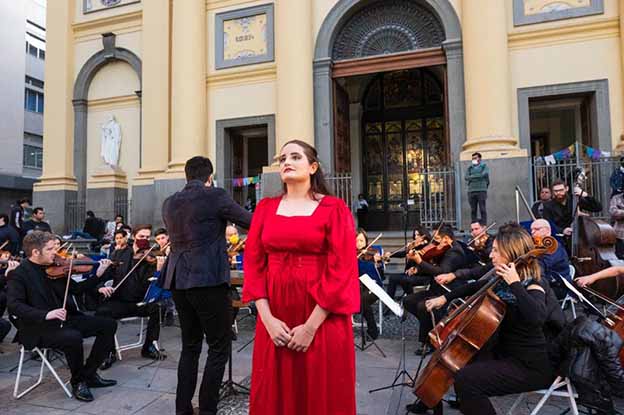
[264,316,317,353]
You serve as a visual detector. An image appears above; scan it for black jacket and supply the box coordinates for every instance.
[552,315,624,412]
[455,237,493,282]
[100,246,154,303]
[161,181,252,290]
[417,241,467,295]
[543,195,602,233]
[7,259,101,349]
[21,220,52,235]
[0,224,20,255]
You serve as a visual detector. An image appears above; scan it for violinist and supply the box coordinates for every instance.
[6,231,118,402]
[225,224,243,336]
[95,225,163,369]
[412,224,559,415]
[402,224,467,355]
[356,229,383,340]
[0,213,20,255]
[154,228,174,326]
[0,251,18,343]
[385,226,431,300]
[435,220,493,287]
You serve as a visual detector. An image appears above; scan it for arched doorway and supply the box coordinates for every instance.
[361,68,448,229]
[315,0,464,230]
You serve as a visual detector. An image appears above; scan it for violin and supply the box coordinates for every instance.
[408,239,451,263]
[227,236,246,258]
[45,253,109,279]
[358,247,380,263]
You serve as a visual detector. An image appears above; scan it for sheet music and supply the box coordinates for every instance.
[359,274,403,318]
[558,275,605,318]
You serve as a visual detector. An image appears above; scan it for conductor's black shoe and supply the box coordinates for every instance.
[86,373,117,388]
[406,400,429,414]
[99,352,117,370]
[72,381,94,402]
[141,344,166,360]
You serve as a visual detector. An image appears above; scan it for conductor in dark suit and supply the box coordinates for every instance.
[161,156,252,415]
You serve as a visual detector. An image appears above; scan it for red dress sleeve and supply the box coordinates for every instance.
[242,198,271,302]
[308,198,360,315]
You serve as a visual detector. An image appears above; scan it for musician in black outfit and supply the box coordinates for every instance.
[543,179,602,237]
[402,224,467,354]
[384,225,431,299]
[96,225,162,369]
[7,231,118,402]
[161,156,252,415]
[411,223,557,415]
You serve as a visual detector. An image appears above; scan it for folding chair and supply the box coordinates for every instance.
[114,316,146,360]
[560,265,578,319]
[507,376,578,415]
[13,345,72,399]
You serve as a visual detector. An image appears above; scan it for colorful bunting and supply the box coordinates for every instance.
[231,175,261,188]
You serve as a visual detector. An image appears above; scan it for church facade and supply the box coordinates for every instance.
[37,0,624,232]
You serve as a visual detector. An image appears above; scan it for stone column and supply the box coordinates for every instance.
[169,0,207,173]
[33,0,77,233]
[275,0,314,150]
[461,0,522,158]
[135,0,170,224]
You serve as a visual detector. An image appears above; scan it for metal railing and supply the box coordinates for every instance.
[532,156,619,218]
[411,167,457,228]
[327,172,353,211]
[66,197,130,233]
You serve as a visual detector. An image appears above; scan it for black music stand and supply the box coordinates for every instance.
[354,300,386,357]
[220,341,249,399]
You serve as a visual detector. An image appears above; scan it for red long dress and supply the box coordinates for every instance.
[242,195,360,415]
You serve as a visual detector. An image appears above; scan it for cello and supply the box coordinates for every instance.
[571,170,624,299]
[413,236,557,408]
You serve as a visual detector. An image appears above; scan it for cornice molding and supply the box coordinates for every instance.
[508,17,619,49]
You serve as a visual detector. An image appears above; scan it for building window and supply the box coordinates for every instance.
[23,145,43,169]
[24,89,44,113]
[25,41,46,60]
[39,49,45,60]
[28,43,38,57]
[25,76,44,88]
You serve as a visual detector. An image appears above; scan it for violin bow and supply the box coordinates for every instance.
[467,222,496,246]
[60,248,76,328]
[0,240,9,251]
[579,285,624,312]
[112,242,167,293]
[357,233,383,259]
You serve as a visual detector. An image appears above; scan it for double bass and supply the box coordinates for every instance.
[413,236,557,408]
[571,170,624,299]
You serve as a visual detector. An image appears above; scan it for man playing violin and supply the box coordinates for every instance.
[154,228,174,326]
[7,231,118,402]
[96,225,163,369]
[435,220,493,287]
[402,224,467,355]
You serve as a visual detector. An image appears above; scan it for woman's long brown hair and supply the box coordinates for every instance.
[494,223,542,282]
[280,139,333,200]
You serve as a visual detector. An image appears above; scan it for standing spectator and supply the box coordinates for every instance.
[465,152,490,223]
[83,211,105,240]
[0,214,20,255]
[609,192,624,259]
[356,194,369,228]
[609,155,624,197]
[10,198,30,234]
[531,187,552,219]
[103,214,125,242]
[22,207,52,235]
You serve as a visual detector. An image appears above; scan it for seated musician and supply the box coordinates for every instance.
[356,228,384,340]
[385,226,431,299]
[543,179,601,253]
[530,219,571,299]
[225,224,244,336]
[96,225,163,369]
[0,255,19,343]
[7,231,117,402]
[576,265,624,288]
[435,220,493,287]
[410,223,557,415]
[402,224,466,355]
[154,228,174,326]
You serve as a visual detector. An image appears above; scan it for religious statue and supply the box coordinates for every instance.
[100,115,121,167]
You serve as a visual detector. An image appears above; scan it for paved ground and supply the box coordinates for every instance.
[0,312,621,415]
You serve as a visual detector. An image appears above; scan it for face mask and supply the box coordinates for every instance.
[620,165,624,172]
[471,160,479,166]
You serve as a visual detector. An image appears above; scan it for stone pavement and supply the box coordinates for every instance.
[0,314,621,415]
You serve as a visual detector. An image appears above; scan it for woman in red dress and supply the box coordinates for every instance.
[242,139,360,415]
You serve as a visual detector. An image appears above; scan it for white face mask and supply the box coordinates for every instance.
[620,166,624,173]
[471,159,479,166]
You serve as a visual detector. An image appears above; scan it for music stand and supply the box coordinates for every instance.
[220,341,249,399]
[360,275,415,393]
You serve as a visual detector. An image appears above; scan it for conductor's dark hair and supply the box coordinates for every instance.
[185,156,214,183]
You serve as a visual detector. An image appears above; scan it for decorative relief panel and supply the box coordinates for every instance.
[216,4,275,69]
[83,0,140,14]
[513,0,603,26]
[332,0,445,61]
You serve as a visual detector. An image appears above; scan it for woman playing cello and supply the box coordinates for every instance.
[411,223,556,414]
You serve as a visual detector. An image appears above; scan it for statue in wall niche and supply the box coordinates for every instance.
[100,115,121,168]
